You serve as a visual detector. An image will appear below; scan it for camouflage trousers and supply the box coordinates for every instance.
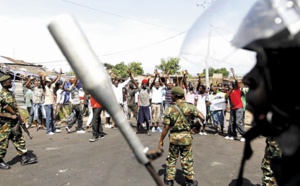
[261,137,282,186]
[165,143,194,181]
[0,123,27,159]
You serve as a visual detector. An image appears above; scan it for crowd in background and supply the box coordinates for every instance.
[22,68,249,143]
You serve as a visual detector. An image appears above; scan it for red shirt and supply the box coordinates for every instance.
[90,96,102,108]
[227,84,243,110]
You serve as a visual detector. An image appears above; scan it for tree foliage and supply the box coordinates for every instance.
[128,62,144,76]
[201,67,230,77]
[69,59,229,79]
[102,61,144,78]
[65,71,75,76]
[112,62,128,78]
[155,57,181,75]
[104,63,114,70]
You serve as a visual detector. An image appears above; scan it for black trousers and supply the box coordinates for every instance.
[91,108,104,137]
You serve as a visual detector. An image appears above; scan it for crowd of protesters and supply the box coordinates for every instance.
[0,66,252,185]
[20,68,249,143]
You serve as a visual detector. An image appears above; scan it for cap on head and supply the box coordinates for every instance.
[171,86,185,96]
[0,75,11,82]
[142,79,148,84]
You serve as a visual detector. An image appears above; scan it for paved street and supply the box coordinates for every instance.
[0,82,265,186]
[0,114,264,186]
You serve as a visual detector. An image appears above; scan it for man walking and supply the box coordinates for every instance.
[65,76,85,133]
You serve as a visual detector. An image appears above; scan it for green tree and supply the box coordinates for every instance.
[65,71,75,76]
[113,62,128,78]
[104,63,114,70]
[215,68,229,77]
[128,62,144,76]
[201,67,229,77]
[155,57,181,75]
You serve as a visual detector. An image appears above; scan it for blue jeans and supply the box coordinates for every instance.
[27,107,34,126]
[227,108,245,137]
[44,104,56,133]
[67,104,83,130]
[211,110,224,127]
[33,103,46,125]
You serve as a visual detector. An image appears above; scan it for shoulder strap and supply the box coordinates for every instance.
[173,104,190,125]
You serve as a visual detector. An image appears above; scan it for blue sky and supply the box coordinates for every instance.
[0,0,255,76]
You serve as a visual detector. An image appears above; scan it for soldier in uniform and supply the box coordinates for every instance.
[158,86,205,186]
[261,137,282,186]
[0,75,38,169]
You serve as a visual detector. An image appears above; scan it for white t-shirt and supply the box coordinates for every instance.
[44,84,55,105]
[195,93,208,117]
[56,89,65,104]
[112,78,131,104]
[69,84,80,105]
[185,91,195,105]
[151,86,163,103]
[208,92,226,111]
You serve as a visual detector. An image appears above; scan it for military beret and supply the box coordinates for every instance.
[0,75,11,82]
[171,86,185,96]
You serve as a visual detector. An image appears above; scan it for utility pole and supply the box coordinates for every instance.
[204,26,211,87]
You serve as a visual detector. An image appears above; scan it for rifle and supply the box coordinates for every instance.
[3,105,33,140]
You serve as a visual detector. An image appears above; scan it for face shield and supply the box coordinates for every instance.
[180,0,300,76]
[233,0,300,49]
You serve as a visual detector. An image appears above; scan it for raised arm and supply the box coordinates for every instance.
[181,72,187,89]
[158,74,163,85]
[74,76,79,86]
[52,68,62,85]
[128,70,138,88]
[40,74,45,91]
[120,76,131,88]
[196,74,201,91]
[230,67,238,88]
[24,76,35,89]
[150,73,158,89]
[163,70,171,87]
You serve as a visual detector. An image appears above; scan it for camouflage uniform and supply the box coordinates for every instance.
[261,137,282,186]
[163,99,200,181]
[0,90,27,159]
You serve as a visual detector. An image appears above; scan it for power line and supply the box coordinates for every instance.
[62,0,181,32]
[34,1,195,65]
[34,31,186,64]
[100,31,186,57]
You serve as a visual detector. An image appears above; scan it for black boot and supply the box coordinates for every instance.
[164,179,174,186]
[185,179,198,186]
[0,159,10,169]
[20,153,38,166]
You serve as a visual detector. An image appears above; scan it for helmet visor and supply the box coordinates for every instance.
[180,0,300,75]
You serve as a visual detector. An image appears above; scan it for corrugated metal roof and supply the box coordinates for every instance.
[0,56,14,63]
